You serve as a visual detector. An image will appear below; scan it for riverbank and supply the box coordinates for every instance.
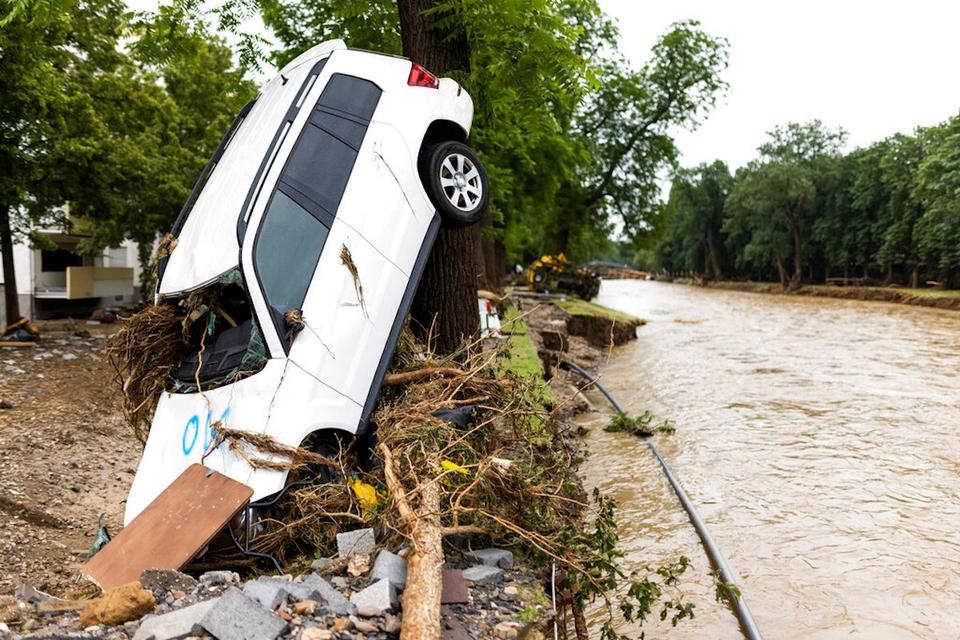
[667,278,960,311]
[0,297,646,639]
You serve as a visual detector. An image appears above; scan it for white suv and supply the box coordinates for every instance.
[124,39,489,524]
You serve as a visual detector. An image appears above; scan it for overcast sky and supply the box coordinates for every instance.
[599,0,960,171]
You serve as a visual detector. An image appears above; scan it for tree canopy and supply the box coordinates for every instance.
[656,114,960,290]
[1,0,729,325]
[0,0,255,320]
[258,1,728,267]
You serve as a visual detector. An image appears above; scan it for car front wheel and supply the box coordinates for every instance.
[422,141,489,227]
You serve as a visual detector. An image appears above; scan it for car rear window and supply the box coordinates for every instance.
[315,74,381,121]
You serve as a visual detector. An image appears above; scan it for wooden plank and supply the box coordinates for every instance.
[82,464,253,590]
[0,341,37,347]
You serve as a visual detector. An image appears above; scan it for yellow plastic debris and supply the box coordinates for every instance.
[349,477,384,514]
[441,460,471,476]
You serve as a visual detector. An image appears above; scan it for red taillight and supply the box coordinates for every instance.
[408,62,440,89]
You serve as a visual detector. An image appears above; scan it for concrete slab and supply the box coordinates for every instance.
[200,587,287,640]
[133,598,218,640]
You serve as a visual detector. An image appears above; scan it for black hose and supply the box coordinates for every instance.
[559,360,764,640]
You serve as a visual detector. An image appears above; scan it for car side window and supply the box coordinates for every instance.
[316,74,381,121]
[254,191,329,316]
[253,74,382,346]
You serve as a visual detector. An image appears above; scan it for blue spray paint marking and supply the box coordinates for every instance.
[182,415,200,455]
[183,407,232,457]
[204,408,231,451]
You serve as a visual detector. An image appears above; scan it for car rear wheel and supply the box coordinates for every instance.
[422,141,489,227]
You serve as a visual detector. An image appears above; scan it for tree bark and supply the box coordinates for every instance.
[399,480,444,640]
[909,265,919,289]
[410,225,482,354]
[480,234,508,289]
[0,204,21,326]
[397,0,481,354]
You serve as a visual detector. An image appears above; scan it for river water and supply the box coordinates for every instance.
[578,280,960,639]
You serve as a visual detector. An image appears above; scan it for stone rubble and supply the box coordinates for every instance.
[335,529,376,559]
[463,548,514,570]
[461,565,505,586]
[3,544,552,640]
[369,552,406,591]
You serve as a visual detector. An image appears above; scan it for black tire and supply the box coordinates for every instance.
[420,141,489,227]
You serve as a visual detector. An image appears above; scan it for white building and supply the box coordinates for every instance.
[0,226,144,325]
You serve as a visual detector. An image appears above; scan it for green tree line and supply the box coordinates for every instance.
[2,0,732,326]
[655,116,960,290]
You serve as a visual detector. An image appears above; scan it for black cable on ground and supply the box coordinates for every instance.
[559,359,764,640]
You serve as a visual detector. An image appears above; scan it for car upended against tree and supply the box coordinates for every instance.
[124,39,489,525]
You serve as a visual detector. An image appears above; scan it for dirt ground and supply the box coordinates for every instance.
[0,321,138,597]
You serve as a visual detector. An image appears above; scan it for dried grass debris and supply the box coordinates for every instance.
[106,303,188,443]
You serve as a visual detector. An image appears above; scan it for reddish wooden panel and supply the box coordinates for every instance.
[441,569,469,604]
[82,464,253,590]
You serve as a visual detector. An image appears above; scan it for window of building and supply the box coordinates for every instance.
[41,249,83,272]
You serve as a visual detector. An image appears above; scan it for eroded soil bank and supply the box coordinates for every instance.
[669,278,960,311]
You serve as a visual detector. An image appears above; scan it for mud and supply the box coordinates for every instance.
[0,322,137,597]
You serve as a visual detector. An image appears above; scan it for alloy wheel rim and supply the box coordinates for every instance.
[439,153,482,211]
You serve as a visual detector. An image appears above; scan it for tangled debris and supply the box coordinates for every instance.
[339,244,367,317]
[106,303,187,443]
[107,269,268,443]
[100,284,683,639]
[211,426,339,473]
[223,318,658,639]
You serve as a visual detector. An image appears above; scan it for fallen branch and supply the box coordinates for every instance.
[382,367,465,386]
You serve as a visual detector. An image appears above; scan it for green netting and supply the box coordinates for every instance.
[217,266,245,288]
[234,320,269,378]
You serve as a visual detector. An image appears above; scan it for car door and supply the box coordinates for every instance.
[242,72,411,410]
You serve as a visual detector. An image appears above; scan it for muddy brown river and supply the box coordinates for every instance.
[578,280,960,639]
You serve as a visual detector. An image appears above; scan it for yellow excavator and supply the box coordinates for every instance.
[527,253,600,299]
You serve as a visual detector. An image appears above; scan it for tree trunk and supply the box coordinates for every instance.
[909,265,919,289]
[410,225,482,354]
[0,204,22,326]
[788,227,802,291]
[398,0,481,354]
[399,480,444,640]
[775,258,788,290]
[480,234,508,289]
[705,228,722,281]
